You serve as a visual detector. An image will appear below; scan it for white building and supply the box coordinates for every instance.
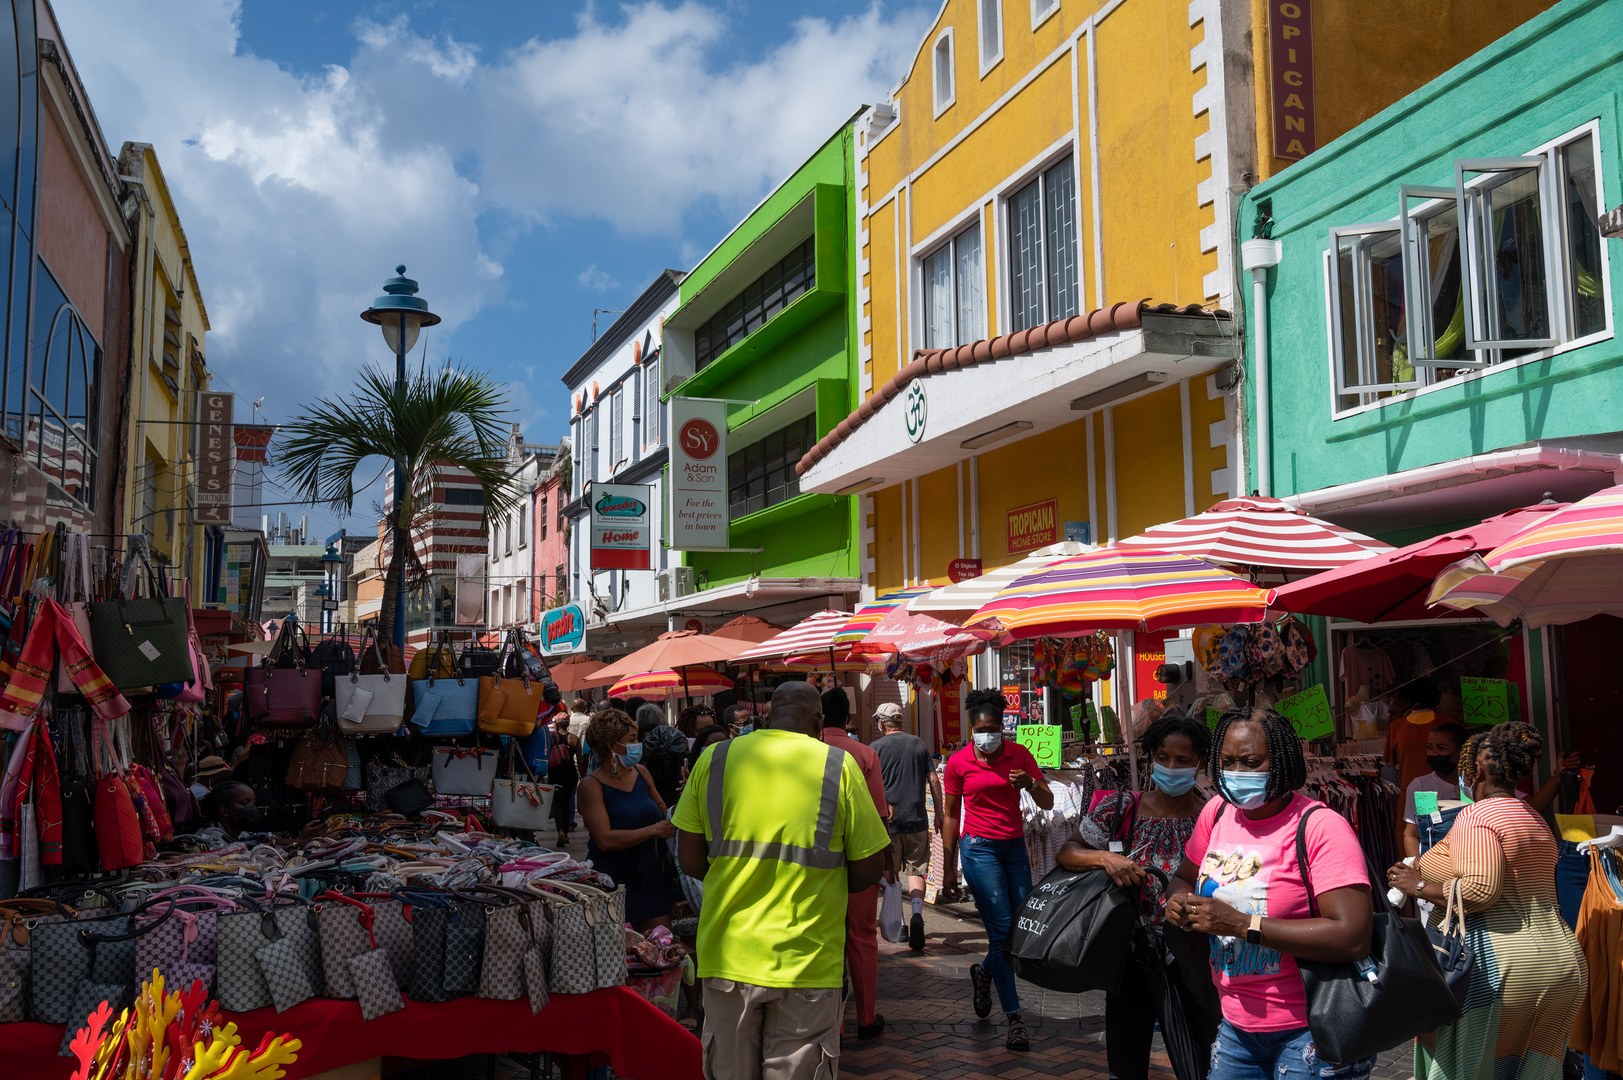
[488,425,559,632]
[563,270,684,650]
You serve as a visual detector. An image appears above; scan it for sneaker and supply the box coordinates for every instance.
[908,911,925,951]
[1006,1014,1030,1052]
[857,1014,886,1040]
[969,962,992,1019]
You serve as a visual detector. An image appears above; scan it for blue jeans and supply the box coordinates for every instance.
[1209,1020,1375,1080]
[959,834,1032,1015]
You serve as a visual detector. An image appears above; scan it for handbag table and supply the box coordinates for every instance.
[0,984,699,1080]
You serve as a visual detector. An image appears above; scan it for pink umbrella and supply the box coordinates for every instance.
[862,606,986,663]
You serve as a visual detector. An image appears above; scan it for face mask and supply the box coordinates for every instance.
[737,724,753,735]
[1426,754,1456,776]
[1220,770,1271,810]
[234,804,264,828]
[618,743,643,767]
[848,730,858,740]
[1152,763,1199,797]
[973,731,1004,754]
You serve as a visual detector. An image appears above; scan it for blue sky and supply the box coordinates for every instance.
[57,1,932,532]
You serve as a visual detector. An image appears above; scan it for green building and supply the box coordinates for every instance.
[1240,0,1623,799]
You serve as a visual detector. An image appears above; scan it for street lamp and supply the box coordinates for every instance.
[314,582,331,633]
[320,542,345,632]
[361,266,440,653]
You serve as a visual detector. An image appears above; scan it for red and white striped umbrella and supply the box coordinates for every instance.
[731,610,854,664]
[1118,496,1390,570]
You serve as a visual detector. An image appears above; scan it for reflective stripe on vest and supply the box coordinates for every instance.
[706,736,848,870]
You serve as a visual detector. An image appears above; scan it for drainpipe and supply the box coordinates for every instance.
[1240,238,1282,496]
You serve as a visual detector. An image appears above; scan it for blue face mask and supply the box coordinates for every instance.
[1152,763,1199,797]
[737,724,754,735]
[618,743,643,767]
[1220,769,1271,809]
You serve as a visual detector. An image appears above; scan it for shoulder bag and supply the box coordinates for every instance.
[309,627,356,699]
[411,636,478,737]
[85,540,193,689]
[1426,875,1474,1010]
[214,894,325,1014]
[285,721,352,792]
[396,888,487,1003]
[1005,861,1149,994]
[492,746,555,831]
[432,746,501,797]
[1293,805,1460,1062]
[472,884,550,1011]
[132,888,241,996]
[365,753,430,813]
[408,637,456,680]
[334,626,408,734]
[29,899,175,1024]
[91,721,145,872]
[477,632,544,737]
[0,898,72,1022]
[316,891,413,997]
[531,878,626,994]
[250,660,322,729]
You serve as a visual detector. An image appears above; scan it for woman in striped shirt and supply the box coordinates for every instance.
[1387,722,1585,1080]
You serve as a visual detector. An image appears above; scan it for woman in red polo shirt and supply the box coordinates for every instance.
[942,689,1053,1052]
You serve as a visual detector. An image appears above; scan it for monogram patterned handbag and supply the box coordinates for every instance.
[316,892,413,997]
[30,902,175,1024]
[0,898,72,1022]
[396,889,486,1003]
[214,898,324,1014]
[474,886,550,1011]
[365,754,430,813]
[533,879,626,994]
[350,947,406,1021]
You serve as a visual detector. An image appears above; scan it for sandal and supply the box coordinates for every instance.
[969,962,992,1019]
[1006,1014,1030,1052]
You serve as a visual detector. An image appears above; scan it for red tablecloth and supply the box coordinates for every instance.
[0,986,701,1080]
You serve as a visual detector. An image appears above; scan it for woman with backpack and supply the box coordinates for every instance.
[1055,709,1211,1080]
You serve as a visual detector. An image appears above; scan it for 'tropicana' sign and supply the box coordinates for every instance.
[1268,0,1316,160]
[1006,499,1059,555]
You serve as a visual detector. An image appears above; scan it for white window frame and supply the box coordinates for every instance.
[609,387,624,474]
[978,0,1003,77]
[919,219,987,349]
[1031,0,1060,31]
[1002,151,1081,332]
[932,28,955,117]
[1326,121,1611,419]
[1326,220,1419,404]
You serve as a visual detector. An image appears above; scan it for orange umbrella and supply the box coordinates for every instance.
[708,615,787,656]
[549,657,608,692]
[591,630,742,683]
[609,668,734,698]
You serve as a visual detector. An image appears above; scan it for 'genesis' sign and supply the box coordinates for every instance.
[195,392,233,523]
[669,396,729,550]
[589,482,652,570]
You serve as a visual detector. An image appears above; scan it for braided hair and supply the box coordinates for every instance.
[1207,706,1306,805]
[1460,721,1543,788]
[1140,707,1211,761]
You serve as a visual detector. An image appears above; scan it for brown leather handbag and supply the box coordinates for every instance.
[284,722,351,792]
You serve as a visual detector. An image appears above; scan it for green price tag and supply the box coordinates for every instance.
[1461,677,1509,726]
[1414,790,1440,817]
[1100,707,1118,744]
[1276,685,1334,740]
[1206,707,1222,729]
[1070,704,1084,737]
[1016,724,1063,769]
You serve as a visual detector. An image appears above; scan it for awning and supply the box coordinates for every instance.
[733,610,855,663]
[605,577,861,633]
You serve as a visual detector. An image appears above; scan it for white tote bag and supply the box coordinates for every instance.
[333,630,405,734]
[492,749,554,830]
[431,747,500,796]
[879,878,905,943]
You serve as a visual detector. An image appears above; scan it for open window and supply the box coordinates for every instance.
[1329,222,1419,409]
[1398,185,1482,372]
[1455,157,1560,351]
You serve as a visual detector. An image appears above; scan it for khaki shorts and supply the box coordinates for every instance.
[701,978,840,1080]
[890,830,930,879]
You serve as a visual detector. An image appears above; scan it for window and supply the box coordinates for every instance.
[1329,127,1607,411]
[694,237,816,369]
[588,407,599,482]
[978,0,1002,72]
[28,262,99,505]
[1031,0,1060,27]
[1007,156,1080,332]
[933,30,955,115]
[609,388,624,473]
[518,500,527,547]
[923,221,986,348]
[505,515,513,555]
[540,493,549,540]
[554,564,567,602]
[490,588,499,622]
[517,581,528,625]
[647,361,664,446]
[443,487,484,506]
[728,414,815,520]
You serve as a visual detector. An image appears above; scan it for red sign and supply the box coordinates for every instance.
[948,558,982,583]
[1268,0,1315,160]
[1134,630,1175,704]
[1001,685,1022,713]
[1006,499,1059,555]
[679,418,720,460]
[940,680,962,745]
[683,618,703,633]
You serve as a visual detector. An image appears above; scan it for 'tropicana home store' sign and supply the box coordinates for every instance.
[1006,499,1059,554]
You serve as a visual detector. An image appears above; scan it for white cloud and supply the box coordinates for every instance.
[576,264,620,292]
[54,1,931,416]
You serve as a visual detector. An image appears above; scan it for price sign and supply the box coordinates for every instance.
[1413,790,1440,817]
[1276,685,1334,740]
[1017,724,1063,769]
[1206,707,1222,729]
[1070,704,1084,737]
[1462,677,1509,726]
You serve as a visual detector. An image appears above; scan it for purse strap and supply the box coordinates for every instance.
[1294,803,1387,920]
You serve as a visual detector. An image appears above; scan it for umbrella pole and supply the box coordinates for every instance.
[682,665,691,709]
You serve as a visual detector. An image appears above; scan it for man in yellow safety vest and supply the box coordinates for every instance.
[675,680,890,1080]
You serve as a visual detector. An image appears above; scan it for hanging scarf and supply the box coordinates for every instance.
[0,599,131,730]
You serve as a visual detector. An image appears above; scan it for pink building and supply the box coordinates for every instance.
[530,448,571,622]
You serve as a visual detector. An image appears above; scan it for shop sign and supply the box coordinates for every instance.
[1276,684,1333,740]
[1016,724,1062,769]
[195,392,233,523]
[904,381,927,443]
[1001,684,1022,712]
[1268,0,1316,160]
[540,602,587,656]
[1064,521,1091,544]
[948,558,982,583]
[1134,631,1173,703]
[1462,677,1511,726]
[589,482,652,570]
[669,396,729,549]
[940,680,962,744]
[1006,499,1059,554]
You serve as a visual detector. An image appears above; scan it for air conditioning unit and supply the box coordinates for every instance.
[658,567,696,603]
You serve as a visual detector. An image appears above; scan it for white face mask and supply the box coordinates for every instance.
[973,731,1004,754]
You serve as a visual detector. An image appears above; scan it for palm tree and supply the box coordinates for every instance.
[278,363,519,647]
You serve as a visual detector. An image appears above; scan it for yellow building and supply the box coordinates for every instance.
[795,0,1562,734]
[117,143,212,587]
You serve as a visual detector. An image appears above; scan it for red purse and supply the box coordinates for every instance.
[92,722,144,871]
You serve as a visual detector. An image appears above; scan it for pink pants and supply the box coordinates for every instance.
[845,883,879,1026]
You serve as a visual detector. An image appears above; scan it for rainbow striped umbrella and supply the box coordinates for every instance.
[769,651,888,674]
[1428,485,1623,627]
[608,667,734,698]
[964,547,1277,638]
[833,587,936,645]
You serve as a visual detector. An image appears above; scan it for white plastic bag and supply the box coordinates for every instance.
[879,877,905,943]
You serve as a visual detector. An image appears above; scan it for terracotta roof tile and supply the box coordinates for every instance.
[796,299,1229,478]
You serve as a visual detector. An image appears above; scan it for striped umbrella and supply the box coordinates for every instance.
[834,587,936,645]
[731,610,855,663]
[769,652,888,674]
[608,667,734,698]
[1428,485,1623,627]
[1119,496,1391,570]
[964,547,1277,638]
[861,606,987,663]
[908,542,1093,615]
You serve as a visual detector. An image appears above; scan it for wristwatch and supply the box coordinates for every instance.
[1246,914,1263,945]
[1415,880,1427,898]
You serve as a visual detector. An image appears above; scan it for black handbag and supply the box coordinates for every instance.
[1426,876,1475,1010]
[385,775,434,816]
[1293,806,1461,1062]
[85,541,192,689]
[396,889,487,1003]
[1004,862,1140,993]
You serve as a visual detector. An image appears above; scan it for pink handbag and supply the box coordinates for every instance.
[55,535,92,693]
[173,629,211,704]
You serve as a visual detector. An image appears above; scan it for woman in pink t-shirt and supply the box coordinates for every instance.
[941,689,1053,1052]
[1165,707,1374,1080]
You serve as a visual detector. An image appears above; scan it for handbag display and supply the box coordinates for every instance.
[335,627,407,735]
[285,723,352,792]
[431,746,500,797]
[493,748,555,831]
[533,879,626,994]
[85,540,193,689]
[1004,858,1145,994]
[396,889,487,1004]
[29,901,175,1024]
[411,639,478,737]
[1293,806,1460,1062]
[1426,875,1475,1010]
[214,896,325,1014]
[0,898,72,1022]
[316,892,413,997]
